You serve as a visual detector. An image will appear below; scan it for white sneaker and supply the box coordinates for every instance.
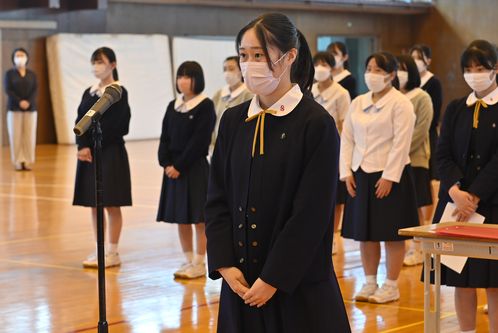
[173,262,192,278]
[403,249,424,266]
[82,252,121,268]
[368,283,400,304]
[180,263,206,279]
[354,283,378,302]
[484,304,488,314]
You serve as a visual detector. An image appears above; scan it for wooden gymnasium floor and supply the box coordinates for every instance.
[0,141,491,333]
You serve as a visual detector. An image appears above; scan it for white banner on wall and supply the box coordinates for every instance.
[46,33,174,144]
[172,36,237,99]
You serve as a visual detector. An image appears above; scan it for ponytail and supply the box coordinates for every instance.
[112,68,119,81]
[292,30,314,93]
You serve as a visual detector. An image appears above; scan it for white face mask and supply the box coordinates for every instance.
[397,70,409,90]
[92,63,112,80]
[224,70,241,87]
[14,56,27,67]
[414,59,427,74]
[314,65,331,82]
[240,52,288,96]
[334,55,344,69]
[364,73,390,93]
[464,71,496,93]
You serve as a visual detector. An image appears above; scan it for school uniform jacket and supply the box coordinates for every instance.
[205,85,350,333]
[435,88,498,219]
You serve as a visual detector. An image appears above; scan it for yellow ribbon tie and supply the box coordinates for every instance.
[245,109,277,157]
[473,99,488,128]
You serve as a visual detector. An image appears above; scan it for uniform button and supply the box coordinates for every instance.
[252,259,258,264]
[252,241,258,247]
[251,224,257,229]
[239,258,245,264]
[238,241,244,247]
[250,207,257,213]
[238,223,243,229]
[477,155,481,159]
[477,166,481,171]
[238,206,243,212]
[470,154,474,159]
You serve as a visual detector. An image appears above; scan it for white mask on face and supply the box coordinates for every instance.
[240,52,288,96]
[314,65,331,82]
[414,59,427,73]
[224,70,241,87]
[14,56,27,67]
[364,72,390,93]
[464,71,496,93]
[92,64,111,80]
[334,55,344,69]
[397,70,409,90]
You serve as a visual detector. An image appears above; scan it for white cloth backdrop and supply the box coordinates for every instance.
[46,33,174,144]
[172,36,237,99]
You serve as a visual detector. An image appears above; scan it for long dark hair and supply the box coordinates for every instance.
[327,41,350,69]
[91,47,119,81]
[235,13,314,93]
[365,52,399,89]
[460,39,497,72]
[397,54,420,91]
[409,44,432,65]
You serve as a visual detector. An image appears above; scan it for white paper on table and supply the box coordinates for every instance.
[438,202,485,274]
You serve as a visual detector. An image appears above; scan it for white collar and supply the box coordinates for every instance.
[247,84,303,118]
[333,69,351,83]
[90,81,121,97]
[174,94,208,113]
[420,71,434,87]
[405,87,423,100]
[312,81,339,101]
[360,87,398,113]
[221,84,247,101]
[466,86,498,106]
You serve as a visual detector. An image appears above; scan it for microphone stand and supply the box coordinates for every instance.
[92,118,108,333]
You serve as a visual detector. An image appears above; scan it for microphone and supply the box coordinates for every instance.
[73,84,123,136]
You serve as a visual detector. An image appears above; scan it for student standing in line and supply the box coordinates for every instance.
[327,41,357,100]
[205,13,350,333]
[74,47,132,268]
[211,56,253,154]
[157,61,216,279]
[312,51,351,255]
[396,55,434,266]
[410,44,443,220]
[4,48,38,171]
[433,39,498,333]
[340,52,418,304]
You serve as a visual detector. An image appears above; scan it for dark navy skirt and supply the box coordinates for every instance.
[412,166,433,208]
[341,165,419,241]
[73,143,132,207]
[156,158,209,224]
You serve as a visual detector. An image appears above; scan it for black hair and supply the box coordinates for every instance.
[176,61,205,94]
[397,54,420,91]
[236,13,314,92]
[313,51,336,69]
[460,39,498,72]
[409,44,432,65]
[91,47,119,80]
[365,52,399,89]
[11,48,29,65]
[326,41,350,69]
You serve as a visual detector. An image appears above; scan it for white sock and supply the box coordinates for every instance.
[460,330,476,333]
[184,251,193,263]
[108,243,119,254]
[365,275,377,285]
[193,253,205,265]
[385,279,398,287]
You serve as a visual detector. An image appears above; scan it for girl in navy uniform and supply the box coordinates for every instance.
[205,13,350,333]
[396,55,434,266]
[73,47,132,268]
[433,39,498,333]
[157,61,216,279]
[340,52,418,304]
[312,51,351,254]
[327,41,357,100]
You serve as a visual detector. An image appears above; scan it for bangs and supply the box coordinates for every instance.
[461,48,495,70]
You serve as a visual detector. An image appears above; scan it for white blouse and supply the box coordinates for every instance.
[340,87,415,183]
[312,81,351,126]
